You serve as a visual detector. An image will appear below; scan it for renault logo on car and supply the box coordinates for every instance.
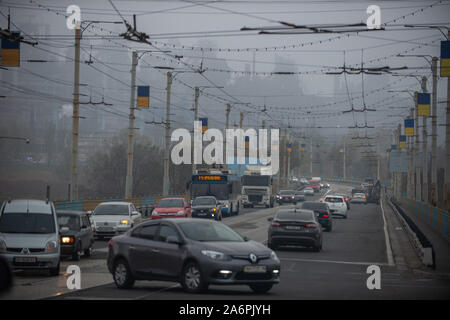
[249,253,257,264]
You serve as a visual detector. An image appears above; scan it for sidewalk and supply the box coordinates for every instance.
[393,199,450,277]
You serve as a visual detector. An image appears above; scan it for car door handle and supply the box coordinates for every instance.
[129,246,136,250]
[151,249,160,253]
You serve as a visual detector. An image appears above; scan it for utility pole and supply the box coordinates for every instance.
[397,123,402,200]
[225,104,231,131]
[287,132,291,183]
[431,57,439,206]
[283,128,287,187]
[124,51,138,199]
[414,91,421,201]
[310,136,313,178]
[421,76,429,203]
[71,24,81,201]
[446,43,450,210]
[343,138,347,180]
[162,72,172,197]
[238,112,244,176]
[408,108,414,199]
[192,87,199,174]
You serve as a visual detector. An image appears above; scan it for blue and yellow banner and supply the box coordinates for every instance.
[300,143,306,152]
[417,93,430,116]
[391,145,397,152]
[441,41,450,77]
[245,136,249,149]
[137,86,149,108]
[1,32,20,67]
[287,143,292,153]
[199,117,208,133]
[399,135,406,149]
[405,119,414,137]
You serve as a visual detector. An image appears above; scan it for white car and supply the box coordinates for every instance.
[92,202,142,239]
[303,187,314,196]
[351,193,367,204]
[323,195,348,218]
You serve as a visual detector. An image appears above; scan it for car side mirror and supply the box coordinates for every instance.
[132,211,140,216]
[267,217,273,222]
[243,236,250,242]
[167,235,181,245]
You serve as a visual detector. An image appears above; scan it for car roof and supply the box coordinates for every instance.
[325,195,344,198]
[194,196,216,199]
[2,199,53,214]
[57,210,85,216]
[160,197,184,200]
[138,217,215,227]
[97,202,131,206]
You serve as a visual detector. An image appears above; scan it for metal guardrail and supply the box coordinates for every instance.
[396,197,449,244]
[389,199,436,269]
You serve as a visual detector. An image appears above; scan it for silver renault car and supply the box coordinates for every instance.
[0,199,60,276]
[92,201,142,239]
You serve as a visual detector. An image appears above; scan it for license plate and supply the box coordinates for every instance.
[98,227,113,231]
[285,226,302,230]
[14,257,37,263]
[244,266,267,273]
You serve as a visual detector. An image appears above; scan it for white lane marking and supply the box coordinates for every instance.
[279,257,390,267]
[380,198,395,266]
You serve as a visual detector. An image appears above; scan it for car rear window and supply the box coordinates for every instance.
[301,202,327,210]
[276,211,314,221]
[157,199,184,208]
[280,190,295,195]
[325,197,344,203]
[94,204,129,215]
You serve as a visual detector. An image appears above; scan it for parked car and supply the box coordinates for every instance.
[303,187,314,196]
[350,193,367,204]
[0,199,60,276]
[294,191,305,202]
[151,198,191,219]
[107,219,280,293]
[191,196,222,220]
[323,195,348,218]
[92,202,143,239]
[300,201,333,231]
[276,190,297,204]
[267,208,323,251]
[57,211,95,261]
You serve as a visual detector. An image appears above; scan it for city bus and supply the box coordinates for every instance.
[188,169,242,216]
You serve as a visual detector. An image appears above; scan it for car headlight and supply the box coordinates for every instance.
[176,210,185,216]
[120,219,131,225]
[201,250,230,261]
[270,250,279,262]
[211,208,217,212]
[45,240,58,253]
[61,236,74,244]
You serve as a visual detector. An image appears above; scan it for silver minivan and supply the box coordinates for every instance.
[0,199,60,276]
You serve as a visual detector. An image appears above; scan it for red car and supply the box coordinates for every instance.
[309,184,320,192]
[151,198,191,219]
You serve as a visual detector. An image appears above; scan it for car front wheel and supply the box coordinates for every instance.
[181,262,208,293]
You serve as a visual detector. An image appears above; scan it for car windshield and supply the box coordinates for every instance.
[280,190,295,195]
[193,198,215,206]
[178,221,243,242]
[276,211,314,221]
[57,215,80,231]
[0,212,56,234]
[354,193,365,197]
[94,204,129,216]
[325,197,344,203]
[302,202,327,210]
[157,199,184,208]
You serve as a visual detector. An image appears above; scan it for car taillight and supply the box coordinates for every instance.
[304,223,317,228]
[271,221,282,227]
[323,214,329,218]
[108,240,113,248]
[363,196,366,199]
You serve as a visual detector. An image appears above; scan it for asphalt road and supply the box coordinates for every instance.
[2,184,450,300]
